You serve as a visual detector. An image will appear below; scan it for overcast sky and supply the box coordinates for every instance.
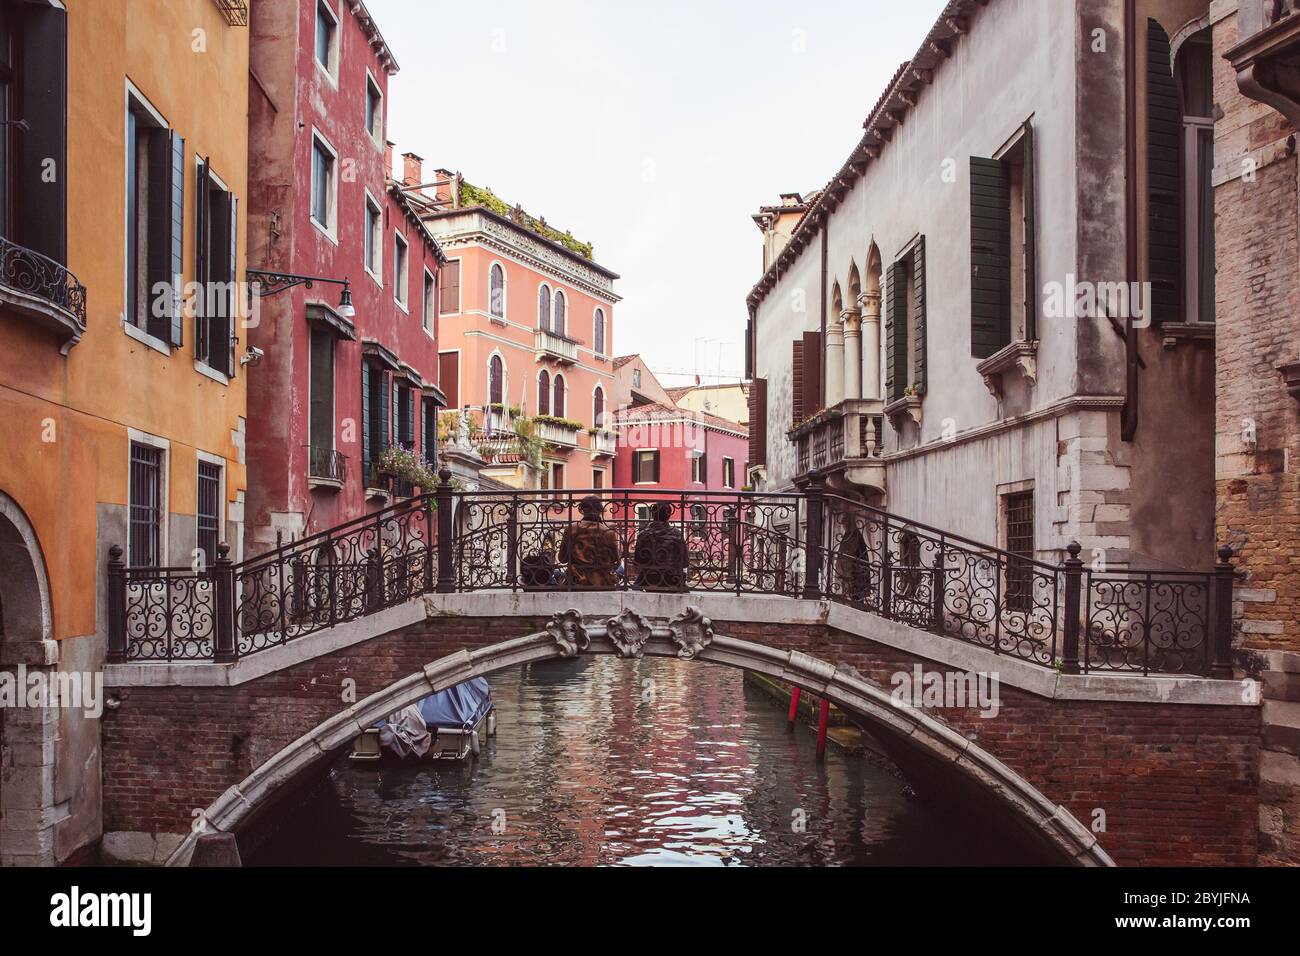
[367,0,948,386]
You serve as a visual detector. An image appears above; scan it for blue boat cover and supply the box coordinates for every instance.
[376,678,493,732]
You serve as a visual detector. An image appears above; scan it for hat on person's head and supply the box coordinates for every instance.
[579,495,604,520]
[653,502,673,522]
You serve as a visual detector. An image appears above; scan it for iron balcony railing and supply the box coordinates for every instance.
[307,447,347,484]
[107,475,1238,677]
[0,235,89,335]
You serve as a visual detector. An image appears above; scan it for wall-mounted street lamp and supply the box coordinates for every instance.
[247,269,356,319]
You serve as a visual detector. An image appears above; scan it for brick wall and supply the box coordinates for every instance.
[100,615,1260,866]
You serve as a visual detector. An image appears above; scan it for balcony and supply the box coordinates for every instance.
[1227,1,1300,127]
[0,237,88,350]
[790,398,886,496]
[590,429,618,458]
[306,447,347,490]
[536,418,581,449]
[535,328,579,364]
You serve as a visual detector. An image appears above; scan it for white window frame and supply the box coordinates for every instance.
[393,230,410,311]
[363,189,382,282]
[593,307,606,357]
[691,449,705,485]
[310,129,340,242]
[122,81,172,355]
[364,68,384,146]
[195,450,227,562]
[538,282,552,330]
[634,448,660,486]
[722,457,735,489]
[488,260,507,322]
[422,267,436,336]
[314,0,341,86]
[127,429,171,569]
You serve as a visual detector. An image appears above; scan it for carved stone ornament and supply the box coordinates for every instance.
[605,609,655,659]
[668,607,715,660]
[546,609,590,658]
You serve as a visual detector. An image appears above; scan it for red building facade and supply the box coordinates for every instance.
[245,0,446,553]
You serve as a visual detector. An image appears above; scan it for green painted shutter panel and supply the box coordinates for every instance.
[145,128,172,343]
[226,194,238,376]
[885,261,907,402]
[1147,19,1182,326]
[1022,122,1038,342]
[361,362,372,474]
[912,237,927,395]
[169,132,186,347]
[791,339,805,426]
[378,370,390,458]
[194,158,210,359]
[970,156,1011,358]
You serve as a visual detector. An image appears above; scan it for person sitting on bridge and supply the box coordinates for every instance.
[559,496,620,588]
[633,502,688,590]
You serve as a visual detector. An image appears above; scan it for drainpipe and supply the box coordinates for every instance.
[1122,0,1140,442]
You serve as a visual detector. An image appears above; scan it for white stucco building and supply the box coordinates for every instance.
[746,0,1219,572]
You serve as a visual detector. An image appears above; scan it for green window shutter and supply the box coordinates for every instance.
[361,361,372,472]
[168,132,186,347]
[194,157,210,359]
[226,194,238,377]
[970,156,1011,358]
[378,369,390,456]
[1147,18,1182,326]
[1021,122,1038,341]
[912,237,927,395]
[885,261,907,402]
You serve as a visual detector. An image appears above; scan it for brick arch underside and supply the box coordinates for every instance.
[164,627,1114,868]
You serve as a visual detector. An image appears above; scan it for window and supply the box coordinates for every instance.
[971,121,1034,357]
[552,373,566,419]
[364,194,381,278]
[440,259,461,313]
[592,469,605,491]
[362,361,389,487]
[489,263,505,321]
[315,1,338,77]
[311,134,337,235]
[423,269,436,333]
[553,289,566,336]
[593,386,605,428]
[1175,28,1215,324]
[537,370,551,416]
[691,451,706,484]
[308,327,335,476]
[886,241,925,402]
[125,89,183,346]
[488,354,504,407]
[421,396,439,466]
[632,368,641,389]
[194,160,237,376]
[1003,491,1035,613]
[538,283,551,330]
[197,460,222,566]
[635,450,660,484]
[129,442,163,568]
[550,462,565,492]
[395,381,415,448]
[594,308,606,356]
[723,457,735,489]
[365,73,383,143]
[393,231,409,308]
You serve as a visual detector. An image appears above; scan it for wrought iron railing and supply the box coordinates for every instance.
[307,447,347,484]
[0,236,88,333]
[107,475,1236,675]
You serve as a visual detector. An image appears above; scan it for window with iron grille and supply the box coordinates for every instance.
[129,443,163,568]
[1004,491,1035,612]
[197,461,222,566]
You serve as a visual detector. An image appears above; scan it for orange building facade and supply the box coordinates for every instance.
[409,169,620,491]
[0,0,250,864]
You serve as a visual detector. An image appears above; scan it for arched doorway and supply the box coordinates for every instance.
[0,491,56,866]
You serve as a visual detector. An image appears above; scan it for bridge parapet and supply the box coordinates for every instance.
[107,474,1238,678]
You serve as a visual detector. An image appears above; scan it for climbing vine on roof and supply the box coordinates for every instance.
[459,180,595,261]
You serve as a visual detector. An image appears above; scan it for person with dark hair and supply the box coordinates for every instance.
[634,502,688,590]
[559,496,620,588]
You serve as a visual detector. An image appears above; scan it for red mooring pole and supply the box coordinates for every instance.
[816,698,831,761]
[787,687,801,729]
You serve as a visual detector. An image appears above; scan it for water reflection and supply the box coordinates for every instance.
[249,657,1029,866]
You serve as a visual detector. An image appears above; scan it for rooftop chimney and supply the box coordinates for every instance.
[384,141,395,181]
[402,152,424,192]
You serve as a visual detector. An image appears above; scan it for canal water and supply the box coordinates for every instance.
[248,657,1029,866]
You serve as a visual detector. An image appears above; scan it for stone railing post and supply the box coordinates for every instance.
[435,468,455,593]
[1061,542,1084,675]
[107,545,127,664]
[1212,546,1237,680]
[213,544,237,664]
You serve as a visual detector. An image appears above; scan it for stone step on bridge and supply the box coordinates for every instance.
[100,478,1260,866]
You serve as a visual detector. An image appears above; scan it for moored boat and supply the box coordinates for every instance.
[349,679,495,765]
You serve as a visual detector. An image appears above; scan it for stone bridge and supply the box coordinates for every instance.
[101,589,1259,867]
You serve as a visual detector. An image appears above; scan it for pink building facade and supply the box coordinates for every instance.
[245,0,446,552]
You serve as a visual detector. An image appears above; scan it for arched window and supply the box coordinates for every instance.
[537,370,551,416]
[552,373,566,419]
[488,354,504,407]
[538,284,551,331]
[593,386,605,428]
[489,263,505,320]
[553,290,566,337]
[594,308,606,356]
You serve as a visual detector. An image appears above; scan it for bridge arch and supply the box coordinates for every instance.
[170,609,1113,868]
